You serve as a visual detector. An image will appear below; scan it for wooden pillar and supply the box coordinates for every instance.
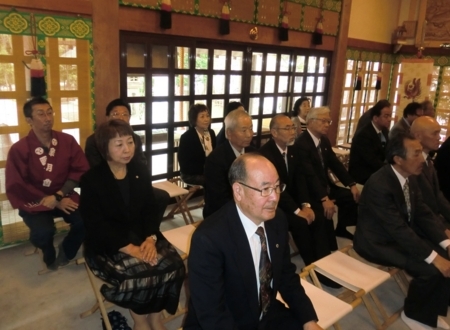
[327,0,352,144]
[92,0,119,126]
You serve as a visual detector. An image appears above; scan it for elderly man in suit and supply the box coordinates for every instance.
[411,116,450,229]
[389,102,423,139]
[349,100,391,184]
[354,132,450,330]
[184,153,322,330]
[203,109,256,218]
[295,106,360,243]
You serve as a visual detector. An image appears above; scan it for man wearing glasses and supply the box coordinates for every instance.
[295,106,360,244]
[185,153,322,330]
[6,97,89,270]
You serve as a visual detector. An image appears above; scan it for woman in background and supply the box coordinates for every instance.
[291,97,311,135]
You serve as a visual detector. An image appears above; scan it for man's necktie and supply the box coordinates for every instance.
[378,132,386,149]
[403,179,411,221]
[282,152,288,171]
[255,227,272,316]
[317,141,325,168]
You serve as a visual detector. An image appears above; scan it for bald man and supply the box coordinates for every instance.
[411,116,450,229]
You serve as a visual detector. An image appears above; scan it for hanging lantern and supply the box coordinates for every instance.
[160,0,172,29]
[354,63,362,91]
[30,58,46,97]
[279,1,289,41]
[312,17,323,45]
[219,2,230,35]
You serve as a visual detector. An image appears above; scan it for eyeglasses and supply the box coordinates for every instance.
[111,112,130,118]
[238,182,286,197]
[276,126,297,132]
[312,118,332,125]
[35,110,55,118]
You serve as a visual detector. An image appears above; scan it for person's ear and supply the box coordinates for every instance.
[232,182,242,201]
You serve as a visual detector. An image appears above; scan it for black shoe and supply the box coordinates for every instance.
[56,242,70,267]
[335,228,354,240]
[46,261,58,271]
[316,273,342,289]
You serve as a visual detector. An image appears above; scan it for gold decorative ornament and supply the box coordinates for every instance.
[249,27,258,40]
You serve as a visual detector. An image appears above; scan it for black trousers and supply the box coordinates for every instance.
[153,187,170,226]
[329,184,358,229]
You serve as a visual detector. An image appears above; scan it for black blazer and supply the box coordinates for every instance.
[354,165,447,267]
[79,160,163,256]
[259,139,310,214]
[348,122,388,184]
[184,201,317,330]
[178,128,216,176]
[295,131,354,201]
[203,142,256,218]
[434,136,450,202]
[216,126,227,147]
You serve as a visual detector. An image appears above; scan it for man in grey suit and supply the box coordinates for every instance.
[389,102,423,139]
[411,116,450,229]
[354,132,450,330]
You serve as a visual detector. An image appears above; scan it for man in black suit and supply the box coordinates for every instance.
[185,154,322,330]
[354,132,450,330]
[349,100,391,184]
[203,109,256,218]
[434,136,450,202]
[411,116,450,228]
[389,102,423,139]
[260,114,331,267]
[295,106,360,242]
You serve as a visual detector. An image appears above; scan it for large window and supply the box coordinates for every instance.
[120,32,331,181]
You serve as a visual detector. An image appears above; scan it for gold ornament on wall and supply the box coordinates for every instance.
[249,27,258,40]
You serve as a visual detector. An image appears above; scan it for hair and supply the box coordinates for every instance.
[292,97,311,117]
[403,102,422,118]
[269,113,289,129]
[188,103,209,127]
[385,131,415,165]
[23,97,51,118]
[225,101,244,116]
[224,109,251,132]
[105,99,131,117]
[95,119,134,161]
[306,106,330,123]
[369,99,391,119]
[228,152,263,185]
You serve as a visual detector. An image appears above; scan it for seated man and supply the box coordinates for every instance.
[421,100,435,118]
[354,132,450,330]
[295,106,360,243]
[349,100,391,184]
[6,97,89,270]
[203,109,255,218]
[215,101,245,146]
[411,116,450,228]
[185,153,322,330]
[85,99,169,224]
[389,102,423,139]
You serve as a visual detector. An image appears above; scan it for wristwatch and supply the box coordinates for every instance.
[301,203,311,208]
[150,234,157,243]
[53,193,63,202]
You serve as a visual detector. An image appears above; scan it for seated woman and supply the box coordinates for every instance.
[291,97,311,135]
[178,103,216,186]
[79,119,185,330]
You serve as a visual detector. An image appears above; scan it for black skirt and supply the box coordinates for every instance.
[86,239,186,315]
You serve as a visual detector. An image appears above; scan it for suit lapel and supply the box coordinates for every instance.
[264,217,283,292]
[386,166,411,223]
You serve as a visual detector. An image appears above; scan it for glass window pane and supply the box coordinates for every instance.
[230,75,242,94]
[174,101,189,122]
[127,43,146,68]
[61,97,79,122]
[314,96,323,107]
[59,64,78,90]
[175,74,189,96]
[276,96,287,113]
[152,128,167,150]
[263,97,274,114]
[262,118,271,131]
[152,75,168,96]
[1,200,21,225]
[266,53,277,72]
[195,74,207,95]
[307,57,317,73]
[249,98,260,115]
[152,45,168,69]
[213,49,226,70]
[127,74,145,97]
[316,77,325,92]
[152,101,168,124]
[152,154,167,176]
[231,51,243,70]
[0,63,15,91]
[373,62,380,71]
[0,99,18,126]
[212,75,225,94]
[211,99,224,118]
[345,73,353,87]
[346,60,354,70]
[319,57,328,73]
[343,90,351,104]
[305,76,315,92]
[250,75,261,93]
[135,130,146,151]
[196,48,208,69]
[195,99,207,105]
[264,75,275,93]
[0,34,13,55]
[294,76,303,92]
[0,133,19,161]
[280,54,290,72]
[296,56,305,72]
[278,76,288,92]
[252,52,263,71]
[130,103,145,125]
[58,38,76,58]
[62,128,80,144]
[211,122,222,135]
[176,46,189,69]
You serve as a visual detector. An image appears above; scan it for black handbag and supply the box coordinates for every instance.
[101,310,132,330]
